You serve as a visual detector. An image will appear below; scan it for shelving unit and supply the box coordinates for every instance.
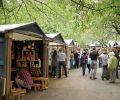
[22,50,35,60]
[16,46,42,77]
[17,60,26,68]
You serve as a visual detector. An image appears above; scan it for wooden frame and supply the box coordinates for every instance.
[17,60,27,68]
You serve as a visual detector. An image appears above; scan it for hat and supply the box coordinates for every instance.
[109,52,115,56]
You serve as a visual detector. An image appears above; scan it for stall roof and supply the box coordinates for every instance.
[65,39,75,46]
[74,42,80,47]
[0,22,48,40]
[108,40,120,47]
[46,33,65,44]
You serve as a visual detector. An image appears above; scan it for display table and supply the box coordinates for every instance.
[32,77,48,90]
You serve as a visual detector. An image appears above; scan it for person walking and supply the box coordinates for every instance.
[89,48,99,80]
[51,50,58,78]
[114,50,119,79]
[87,55,91,74]
[100,52,109,80]
[80,52,87,76]
[58,49,67,78]
[70,51,74,69]
[74,51,79,68]
[108,51,118,83]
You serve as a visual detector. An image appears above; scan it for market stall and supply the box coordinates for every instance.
[74,42,80,52]
[46,33,65,76]
[64,39,75,69]
[0,22,49,100]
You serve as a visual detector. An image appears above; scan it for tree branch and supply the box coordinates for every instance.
[33,0,64,18]
[1,0,7,23]
[16,4,22,15]
[28,0,48,17]
[21,0,36,20]
[71,0,120,11]
[112,24,120,34]
[71,0,99,11]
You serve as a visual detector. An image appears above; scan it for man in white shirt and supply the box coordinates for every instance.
[100,52,108,80]
[58,49,67,78]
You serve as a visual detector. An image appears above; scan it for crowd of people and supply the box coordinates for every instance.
[11,47,119,92]
[50,47,119,83]
[79,47,119,83]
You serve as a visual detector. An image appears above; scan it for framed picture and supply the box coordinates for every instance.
[31,60,40,68]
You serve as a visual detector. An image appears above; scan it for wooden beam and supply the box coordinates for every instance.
[43,40,49,77]
[5,33,12,100]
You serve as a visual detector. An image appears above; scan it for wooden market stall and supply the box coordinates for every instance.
[0,22,49,100]
[74,42,80,52]
[46,33,65,76]
[88,43,101,51]
[64,39,75,69]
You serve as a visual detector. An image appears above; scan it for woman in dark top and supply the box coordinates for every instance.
[51,50,58,78]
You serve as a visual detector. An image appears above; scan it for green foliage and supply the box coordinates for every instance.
[0,0,120,47]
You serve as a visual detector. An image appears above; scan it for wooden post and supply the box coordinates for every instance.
[5,32,12,100]
[43,40,49,77]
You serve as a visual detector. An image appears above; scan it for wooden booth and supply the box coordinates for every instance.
[0,22,49,100]
[74,42,80,52]
[46,33,66,76]
[64,39,75,69]
[89,43,101,51]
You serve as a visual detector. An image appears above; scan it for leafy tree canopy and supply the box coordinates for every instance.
[0,0,120,47]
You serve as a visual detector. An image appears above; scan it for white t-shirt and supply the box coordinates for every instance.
[87,57,91,64]
[100,53,108,66]
[58,52,66,61]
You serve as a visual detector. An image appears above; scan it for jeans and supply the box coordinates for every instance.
[51,66,57,77]
[81,63,86,75]
[102,65,107,78]
[58,61,67,78]
[70,59,74,69]
[15,79,32,89]
[87,64,91,74]
[90,60,97,79]
[74,59,79,68]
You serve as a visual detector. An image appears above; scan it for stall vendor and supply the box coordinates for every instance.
[15,68,33,90]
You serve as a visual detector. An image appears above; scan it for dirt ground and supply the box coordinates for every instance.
[24,68,120,100]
